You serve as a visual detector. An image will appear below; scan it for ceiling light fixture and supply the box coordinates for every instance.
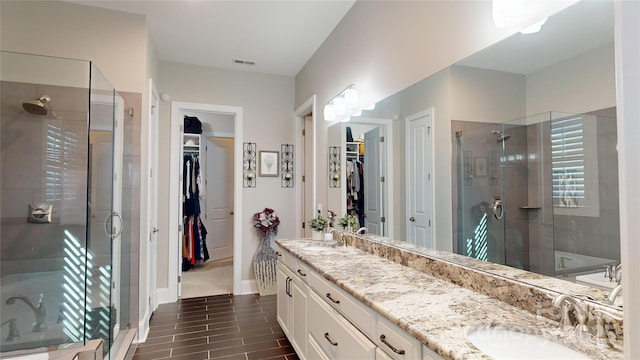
[323,85,364,122]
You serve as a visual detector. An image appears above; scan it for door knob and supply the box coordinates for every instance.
[152,227,159,233]
[409,217,415,222]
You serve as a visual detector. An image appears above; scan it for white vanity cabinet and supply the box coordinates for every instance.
[276,246,445,360]
[276,254,310,358]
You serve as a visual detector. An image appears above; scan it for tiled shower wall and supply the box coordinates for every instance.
[1,81,89,276]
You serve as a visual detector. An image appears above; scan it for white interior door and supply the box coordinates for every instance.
[205,137,234,260]
[406,109,434,248]
[363,127,384,235]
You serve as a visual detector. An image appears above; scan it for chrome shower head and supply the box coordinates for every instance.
[491,130,511,142]
[22,95,50,116]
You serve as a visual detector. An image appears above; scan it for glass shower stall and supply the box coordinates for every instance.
[455,110,620,277]
[0,51,132,358]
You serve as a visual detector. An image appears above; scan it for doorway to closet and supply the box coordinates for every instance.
[168,102,244,302]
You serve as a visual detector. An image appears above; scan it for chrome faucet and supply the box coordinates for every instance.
[5,294,47,332]
[606,284,623,305]
[1,318,20,341]
[356,227,367,234]
[614,264,622,284]
[328,228,345,246]
[552,294,589,337]
[592,308,623,346]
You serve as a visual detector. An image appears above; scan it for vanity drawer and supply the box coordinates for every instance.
[376,316,422,360]
[308,269,376,338]
[282,251,311,282]
[308,291,376,360]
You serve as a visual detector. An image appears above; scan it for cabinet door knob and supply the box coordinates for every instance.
[409,216,415,222]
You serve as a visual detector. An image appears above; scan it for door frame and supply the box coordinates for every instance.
[405,108,434,246]
[344,117,394,237]
[294,95,317,238]
[147,80,159,313]
[168,101,243,302]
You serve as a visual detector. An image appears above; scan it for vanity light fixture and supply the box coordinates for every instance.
[323,84,362,122]
[492,0,525,28]
[520,17,548,34]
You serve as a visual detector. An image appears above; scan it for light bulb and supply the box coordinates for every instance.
[492,0,524,28]
[324,103,335,121]
[334,96,346,115]
[344,88,359,108]
[520,17,548,34]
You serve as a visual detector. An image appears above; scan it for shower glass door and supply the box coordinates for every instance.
[457,124,507,264]
[457,120,538,271]
[87,63,119,357]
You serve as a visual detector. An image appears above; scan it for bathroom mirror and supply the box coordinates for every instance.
[325,0,621,308]
[327,118,394,237]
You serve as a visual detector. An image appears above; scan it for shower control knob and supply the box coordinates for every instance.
[409,217,415,222]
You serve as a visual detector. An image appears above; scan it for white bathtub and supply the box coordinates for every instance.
[555,250,616,276]
[1,271,71,354]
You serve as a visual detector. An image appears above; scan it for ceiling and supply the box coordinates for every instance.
[66,0,355,77]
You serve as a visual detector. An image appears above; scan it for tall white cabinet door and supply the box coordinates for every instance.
[276,263,292,337]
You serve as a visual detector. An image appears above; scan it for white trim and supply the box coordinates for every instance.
[294,96,317,238]
[169,101,243,302]
[156,287,171,304]
[147,79,160,315]
[135,307,151,343]
[405,108,435,247]
[614,1,640,357]
[203,131,235,138]
[237,279,258,295]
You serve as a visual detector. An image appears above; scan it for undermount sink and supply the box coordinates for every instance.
[466,327,591,359]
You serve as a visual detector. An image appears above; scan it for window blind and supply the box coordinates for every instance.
[551,116,585,207]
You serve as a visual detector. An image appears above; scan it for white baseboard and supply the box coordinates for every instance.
[236,279,257,295]
[135,307,151,344]
[156,287,172,304]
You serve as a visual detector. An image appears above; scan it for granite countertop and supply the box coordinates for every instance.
[276,238,623,360]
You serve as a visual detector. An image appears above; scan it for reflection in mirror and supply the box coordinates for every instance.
[325,0,620,308]
[327,118,394,237]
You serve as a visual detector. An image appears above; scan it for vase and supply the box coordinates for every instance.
[311,230,323,240]
[253,233,278,296]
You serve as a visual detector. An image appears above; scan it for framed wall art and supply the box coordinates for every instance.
[259,150,279,177]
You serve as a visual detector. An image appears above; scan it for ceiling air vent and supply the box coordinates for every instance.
[233,59,255,66]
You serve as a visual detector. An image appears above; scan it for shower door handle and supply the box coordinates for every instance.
[492,198,504,220]
[105,211,124,239]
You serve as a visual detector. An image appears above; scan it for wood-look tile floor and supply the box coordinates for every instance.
[133,294,298,360]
